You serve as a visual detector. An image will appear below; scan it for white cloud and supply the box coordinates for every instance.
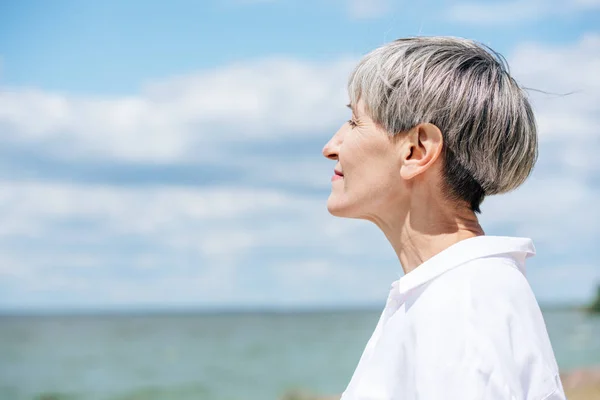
[528,264,600,303]
[227,0,392,20]
[0,180,393,308]
[347,0,390,19]
[0,57,354,163]
[476,33,600,250]
[231,0,277,4]
[1,34,599,308]
[510,33,600,173]
[480,172,600,248]
[0,181,325,248]
[447,0,600,25]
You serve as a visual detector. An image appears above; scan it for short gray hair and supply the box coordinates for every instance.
[348,36,537,212]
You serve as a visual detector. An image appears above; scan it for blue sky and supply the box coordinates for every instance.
[0,0,599,311]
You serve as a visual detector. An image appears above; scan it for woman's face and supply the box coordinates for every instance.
[322,100,407,220]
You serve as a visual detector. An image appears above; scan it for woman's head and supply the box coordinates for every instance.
[323,36,537,220]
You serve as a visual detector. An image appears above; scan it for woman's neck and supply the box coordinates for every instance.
[372,199,485,275]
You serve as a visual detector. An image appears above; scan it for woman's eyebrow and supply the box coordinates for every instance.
[346,103,356,114]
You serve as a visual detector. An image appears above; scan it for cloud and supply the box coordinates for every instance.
[226,0,392,20]
[478,33,600,253]
[0,180,393,309]
[528,264,600,303]
[347,0,390,19]
[510,33,600,173]
[231,0,277,4]
[1,33,599,309]
[0,57,354,164]
[446,0,600,25]
[480,171,600,249]
[0,181,327,250]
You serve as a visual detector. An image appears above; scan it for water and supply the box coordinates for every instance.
[1,309,599,400]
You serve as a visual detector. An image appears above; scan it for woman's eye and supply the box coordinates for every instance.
[348,119,357,128]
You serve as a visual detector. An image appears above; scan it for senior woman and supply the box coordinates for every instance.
[322,37,565,400]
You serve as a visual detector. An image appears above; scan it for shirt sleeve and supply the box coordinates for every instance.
[410,264,566,400]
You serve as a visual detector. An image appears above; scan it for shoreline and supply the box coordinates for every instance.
[281,366,600,400]
[560,367,600,400]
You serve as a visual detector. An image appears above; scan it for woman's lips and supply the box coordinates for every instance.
[332,170,344,181]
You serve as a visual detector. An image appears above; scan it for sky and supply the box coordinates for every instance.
[0,0,599,311]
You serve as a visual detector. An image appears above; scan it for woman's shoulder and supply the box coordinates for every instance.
[438,255,533,299]
[420,254,541,320]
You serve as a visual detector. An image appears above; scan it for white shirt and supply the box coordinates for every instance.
[341,236,566,400]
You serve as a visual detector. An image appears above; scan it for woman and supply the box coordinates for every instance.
[322,37,566,400]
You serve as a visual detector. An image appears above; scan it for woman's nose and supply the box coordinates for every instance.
[322,141,338,160]
[322,129,343,160]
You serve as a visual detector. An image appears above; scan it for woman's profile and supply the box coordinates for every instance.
[322,37,566,400]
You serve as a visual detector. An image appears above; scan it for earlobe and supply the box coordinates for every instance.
[400,162,418,180]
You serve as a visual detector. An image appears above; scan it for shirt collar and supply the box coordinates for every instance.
[393,236,535,296]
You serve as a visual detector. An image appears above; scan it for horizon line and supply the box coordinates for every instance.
[0,302,587,317]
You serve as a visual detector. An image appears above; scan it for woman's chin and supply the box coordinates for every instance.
[326,196,355,217]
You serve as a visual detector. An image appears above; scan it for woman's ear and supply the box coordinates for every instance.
[399,123,444,180]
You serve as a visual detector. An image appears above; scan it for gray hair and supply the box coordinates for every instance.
[348,36,537,212]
